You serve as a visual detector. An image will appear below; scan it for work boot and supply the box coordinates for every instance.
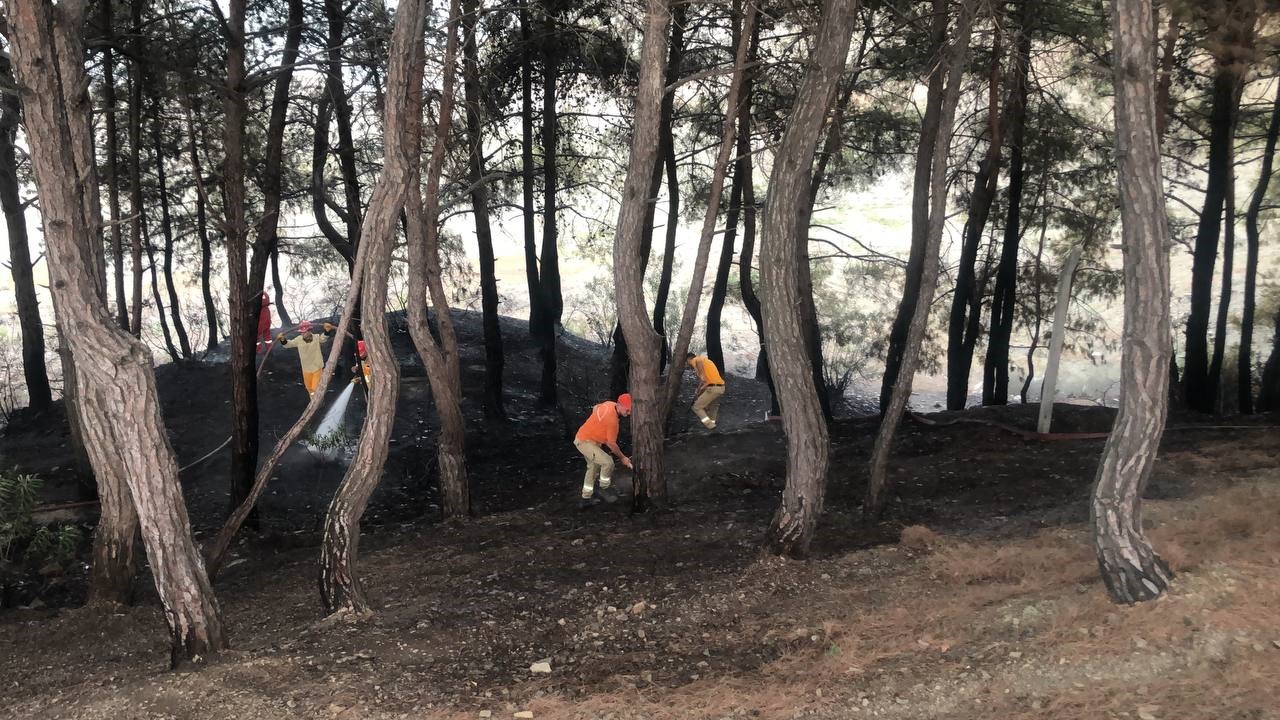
[701,416,716,429]
[577,496,599,511]
[597,487,618,504]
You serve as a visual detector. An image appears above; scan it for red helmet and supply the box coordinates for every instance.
[616,393,632,410]
[357,340,367,357]
[298,320,312,333]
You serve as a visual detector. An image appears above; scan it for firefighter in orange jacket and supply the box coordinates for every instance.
[351,340,372,387]
[573,393,633,508]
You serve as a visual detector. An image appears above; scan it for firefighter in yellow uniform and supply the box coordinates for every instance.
[685,352,725,429]
[277,320,335,397]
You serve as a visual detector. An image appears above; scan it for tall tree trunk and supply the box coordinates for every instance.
[1020,199,1049,404]
[1209,158,1235,414]
[734,19,776,415]
[1184,8,1255,413]
[320,0,425,614]
[405,0,469,519]
[660,1,755,424]
[311,97,355,265]
[946,24,1005,411]
[520,2,555,407]
[325,0,364,257]
[464,0,506,419]
[126,0,145,337]
[222,0,256,527]
[0,57,52,411]
[651,4,687,372]
[880,0,949,414]
[100,0,129,332]
[270,244,293,326]
[1260,309,1280,411]
[12,0,225,659]
[541,8,562,326]
[867,0,975,515]
[183,90,219,352]
[614,0,672,512]
[145,221,181,362]
[1092,0,1173,604]
[706,171,742,372]
[761,0,861,555]
[1240,79,1280,414]
[982,5,1033,406]
[150,88,191,358]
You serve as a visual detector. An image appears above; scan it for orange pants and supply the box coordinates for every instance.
[302,369,322,395]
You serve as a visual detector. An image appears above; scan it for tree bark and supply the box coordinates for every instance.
[270,244,293,326]
[867,0,975,516]
[1092,0,1174,604]
[11,0,225,659]
[1209,155,1235,414]
[651,3,687,372]
[541,6,562,326]
[181,90,219,352]
[1260,309,1280,411]
[1240,79,1280,413]
[879,0,949,414]
[325,0,364,258]
[614,0,672,512]
[982,4,1033,405]
[761,0,861,555]
[1184,5,1255,413]
[946,24,1005,410]
[99,0,129,332]
[311,97,354,265]
[150,86,191,359]
[406,0,470,520]
[463,0,506,420]
[706,172,742,372]
[145,220,181,362]
[0,57,52,411]
[126,0,146,338]
[319,0,426,614]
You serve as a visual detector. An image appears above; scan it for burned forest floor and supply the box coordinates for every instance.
[2,311,1279,720]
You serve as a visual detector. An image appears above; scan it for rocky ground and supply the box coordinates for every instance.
[1,313,1278,720]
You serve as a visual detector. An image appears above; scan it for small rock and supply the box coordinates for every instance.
[514,712,534,719]
[479,712,492,718]
[629,601,647,615]
[1272,640,1280,650]
[1008,652,1022,659]
[530,661,552,674]
[1136,704,1160,720]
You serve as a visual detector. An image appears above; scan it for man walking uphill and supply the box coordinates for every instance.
[277,320,336,397]
[686,352,725,429]
[574,394,633,509]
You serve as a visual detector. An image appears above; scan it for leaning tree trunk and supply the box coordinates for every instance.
[0,57,52,411]
[405,0,470,520]
[983,5,1033,406]
[319,0,424,614]
[867,0,974,515]
[660,1,755,423]
[464,0,506,420]
[946,27,1005,411]
[761,0,861,556]
[614,0,672,512]
[1209,161,1235,414]
[880,0,949,414]
[706,174,743,371]
[1091,0,1174,604]
[1240,80,1280,413]
[11,0,225,660]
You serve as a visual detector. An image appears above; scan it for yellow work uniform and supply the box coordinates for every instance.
[688,355,725,427]
[284,333,330,395]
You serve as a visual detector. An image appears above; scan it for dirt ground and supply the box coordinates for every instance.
[1,313,1278,720]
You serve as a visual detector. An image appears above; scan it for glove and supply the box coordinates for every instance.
[323,322,335,333]
[276,333,286,343]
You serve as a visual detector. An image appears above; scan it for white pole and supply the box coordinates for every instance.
[1037,246,1083,434]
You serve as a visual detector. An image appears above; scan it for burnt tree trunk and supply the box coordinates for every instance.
[464,0,506,419]
[0,57,52,411]
[706,173,742,372]
[1184,7,1255,413]
[946,25,1005,410]
[983,4,1033,406]
[540,7,562,326]
[880,0,949,414]
[614,0,672,512]
[519,0,554,406]
[126,0,145,337]
[868,0,974,515]
[651,3,686,371]
[183,90,219,352]
[1209,156,1235,414]
[326,0,364,257]
[12,0,225,659]
[1260,309,1280,411]
[1240,79,1280,413]
[150,87,191,358]
[761,0,861,556]
[319,0,425,614]
[1091,0,1174,604]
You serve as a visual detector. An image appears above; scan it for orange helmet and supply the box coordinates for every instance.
[617,393,632,410]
